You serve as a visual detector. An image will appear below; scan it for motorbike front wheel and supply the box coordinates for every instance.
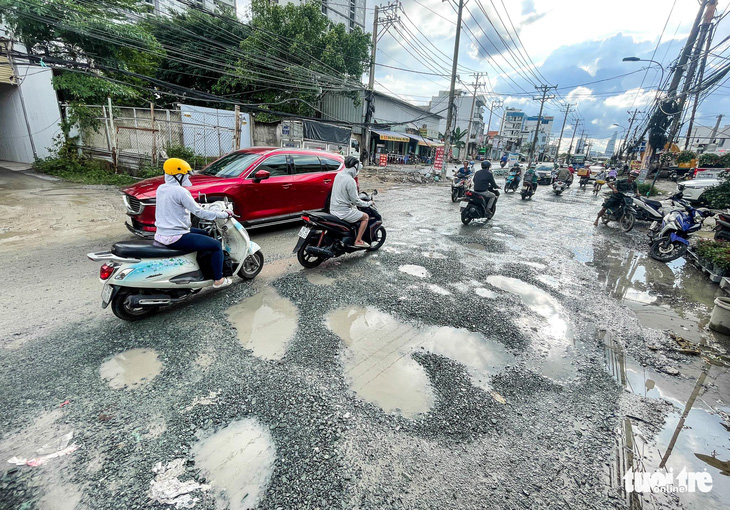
[451,188,459,203]
[650,237,688,262]
[619,212,635,232]
[366,226,387,251]
[297,242,325,268]
[238,251,264,279]
[111,289,157,321]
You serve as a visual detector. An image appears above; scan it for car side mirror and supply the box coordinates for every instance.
[253,170,270,183]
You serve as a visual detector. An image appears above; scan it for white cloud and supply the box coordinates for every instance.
[604,88,657,108]
[579,58,601,77]
[566,86,596,104]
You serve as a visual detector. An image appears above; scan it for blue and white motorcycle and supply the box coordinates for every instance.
[87,200,264,320]
[647,194,713,262]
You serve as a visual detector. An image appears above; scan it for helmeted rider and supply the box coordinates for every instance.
[330,156,372,248]
[154,158,233,288]
[473,160,499,212]
[593,170,640,226]
[523,166,538,192]
[507,162,522,187]
[455,160,473,179]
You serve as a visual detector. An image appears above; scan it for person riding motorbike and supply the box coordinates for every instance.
[554,165,571,183]
[154,158,234,288]
[523,166,538,192]
[473,160,499,211]
[506,163,522,188]
[593,170,640,226]
[330,156,372,247]
[455,160,473,179]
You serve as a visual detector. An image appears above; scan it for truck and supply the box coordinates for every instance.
[279,119,360,160]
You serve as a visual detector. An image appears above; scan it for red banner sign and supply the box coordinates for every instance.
[379,153,388,167]
[434,147,445,171]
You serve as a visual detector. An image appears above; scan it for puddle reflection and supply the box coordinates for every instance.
[99,348,162,390]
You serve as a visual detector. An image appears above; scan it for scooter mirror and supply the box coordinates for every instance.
[372,189,378,196]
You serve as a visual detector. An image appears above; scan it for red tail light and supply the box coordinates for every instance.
[302,216,310,223]
[465,191,473,197]
[100,263,115,280]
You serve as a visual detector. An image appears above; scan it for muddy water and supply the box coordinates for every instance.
[226,287,298,360]
[305,271,335,286]
[486,275,577,381]
[192,419,276,509]
[326,306,513,416]
[398,264,430,278]
[99,348,162,389]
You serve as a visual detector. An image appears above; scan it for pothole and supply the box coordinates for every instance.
[226,287,298,360]
[99,348,162,390]
[305,271,335,286]
[191,419,276,510]
[398,265,430,278]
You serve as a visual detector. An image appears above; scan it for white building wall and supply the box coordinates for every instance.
[0,37,62,163]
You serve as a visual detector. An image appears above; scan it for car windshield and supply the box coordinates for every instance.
[536,165,552,171]
[198,152,261,177]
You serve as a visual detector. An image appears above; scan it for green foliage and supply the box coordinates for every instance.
[698,153,722,168]
[34,156,139,186]
[659,152,674,166]
[637,183,659,196]
[700,178,730,208]
[676,150,696,164]
[451,127,467,149]
[696,240,730,270]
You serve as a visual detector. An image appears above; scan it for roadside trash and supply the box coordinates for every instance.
[149,458,210,509]
[668,332,700,355]
[59,400,70,407]
[7,431,79,467]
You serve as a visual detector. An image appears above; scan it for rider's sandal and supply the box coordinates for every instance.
[213,277,233,288]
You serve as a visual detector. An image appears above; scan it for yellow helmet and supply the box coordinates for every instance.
[163,158,192,175]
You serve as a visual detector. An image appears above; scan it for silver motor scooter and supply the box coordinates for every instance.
[88,200,263,320]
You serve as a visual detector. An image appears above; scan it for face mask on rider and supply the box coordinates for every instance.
[174,174,192,187]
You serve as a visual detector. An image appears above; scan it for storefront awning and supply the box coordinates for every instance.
[401,133,442,147]
[371,129,410,142]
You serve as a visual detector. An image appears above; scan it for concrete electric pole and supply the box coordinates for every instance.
[527,84,557,165]
[442,0,466,174]
[465,73,481,158]
[555,103,574,163]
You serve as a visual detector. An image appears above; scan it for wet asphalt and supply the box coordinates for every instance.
[0,172,728,509]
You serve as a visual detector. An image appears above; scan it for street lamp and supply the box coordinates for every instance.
[622,56,665,89]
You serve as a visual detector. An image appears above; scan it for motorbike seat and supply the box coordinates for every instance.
[644,199,662,209]
[306,212,355,227]
[112,240,193,258]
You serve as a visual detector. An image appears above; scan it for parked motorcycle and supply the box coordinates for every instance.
[552,180,568,195]
[632,196,666,223]
[714,212,730,241]
[520,182,535,200]
[293,190,385,268]
[648,195,713,262]
[451,173,473,202]
[460,189,500,225]
[600,193,637,232]
[504,172,521,193]
[87,200,264,321]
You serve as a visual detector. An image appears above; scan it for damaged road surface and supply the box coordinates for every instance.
[0,169,728,509]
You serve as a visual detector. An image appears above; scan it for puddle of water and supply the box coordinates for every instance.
[465,243,485,251]
[427,284,452,296]
[257,257,295,282]
[421,251,447,259]
[474,288,497,298]
[326,306,513,416]
[226,287,298,360]
[99,348,162,390]
[486,275,578,381]
[537,274,560,289]
[398,265,430,278]
[604,331,730,509]
[571,246,594,263]
[305,271,335,286]
[192,419,276,510]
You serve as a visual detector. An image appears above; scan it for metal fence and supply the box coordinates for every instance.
[67,103,251,170]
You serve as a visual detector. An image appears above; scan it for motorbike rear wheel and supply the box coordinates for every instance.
[451,188,459,203]
[715,230,730,241]
[111,289,157,321]
[297,242,325,268]
[650,237,688,262]
[619,212,635,232]
[461,206,476,225]
[238,251,264,279]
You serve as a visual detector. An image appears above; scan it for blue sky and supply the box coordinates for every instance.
[367,0,730,152]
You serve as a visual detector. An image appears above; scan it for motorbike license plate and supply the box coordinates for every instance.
[101,283,113,305]
[460,202,467,209]
[298,226,311,239]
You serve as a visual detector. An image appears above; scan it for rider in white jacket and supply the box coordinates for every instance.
[330,156,372,247]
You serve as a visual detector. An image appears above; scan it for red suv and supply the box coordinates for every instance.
[122,147,345,236]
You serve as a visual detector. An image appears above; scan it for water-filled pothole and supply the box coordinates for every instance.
[399,265,430,278]
[192,419,276,509]
[99,348,162,390]
[326,306,513,417]
[226,287,298,360]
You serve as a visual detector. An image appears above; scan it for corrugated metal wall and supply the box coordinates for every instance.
[320,92,363,135]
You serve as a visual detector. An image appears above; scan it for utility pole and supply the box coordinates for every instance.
[567,118,581,162]
[555,103,573,163]
[667,0,717,145]
[364,3,398,163]
[619,109,642,162]
[685,22,716,150]
[708,114,724,149]
[527,84,557,165]
[485,99,501,159]
[442,0,466,173]
[465,73,481,158]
